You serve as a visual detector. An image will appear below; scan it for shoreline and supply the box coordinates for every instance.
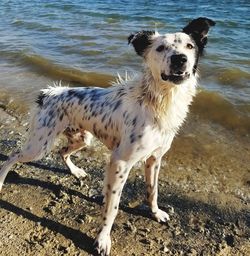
[0,74,249,137]
[0,105,249,255]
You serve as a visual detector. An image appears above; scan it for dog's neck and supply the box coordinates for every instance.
[138,66,197,131]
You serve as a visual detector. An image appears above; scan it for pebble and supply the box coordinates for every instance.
[139,238,151,246]
[166,205,175,214]
[224,234,235,247]
[76,214,87,224]
[187,248,198,256]
[26,207,33,212]
[123,221,137,234]
[173,228,182,237]
[88,188,99,198]
[160,244,170,253]
[140,228,150,233]
[76,214,93,223]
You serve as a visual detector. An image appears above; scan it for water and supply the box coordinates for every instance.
[0,0,249,133]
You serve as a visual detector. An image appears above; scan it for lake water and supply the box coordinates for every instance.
[0,0,249,133]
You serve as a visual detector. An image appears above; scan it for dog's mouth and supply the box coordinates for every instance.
[161,72,190,84]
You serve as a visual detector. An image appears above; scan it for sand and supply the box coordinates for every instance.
[0,106,249,256]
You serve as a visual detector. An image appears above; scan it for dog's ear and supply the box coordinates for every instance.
[183,17,215,54]
[128,30,156,57]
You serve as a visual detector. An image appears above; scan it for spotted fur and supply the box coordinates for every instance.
[0,17,215,256]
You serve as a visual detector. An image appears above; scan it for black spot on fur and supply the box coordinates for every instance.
[36,91,47,107]
[67,89,88,104]
[68,89,76,97]
[113,100,122,112]
[101,114,107,123]
[128,30,155,57]
[132,117,137,126]
[59,113,64,121]
[130,133,136,144]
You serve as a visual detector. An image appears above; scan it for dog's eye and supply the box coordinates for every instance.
[156,45,165,52]
[187,43,194,49]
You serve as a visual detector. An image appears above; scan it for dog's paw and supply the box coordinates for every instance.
[153,209,170,223]
[70,167,87,179]
[94,234,111,256]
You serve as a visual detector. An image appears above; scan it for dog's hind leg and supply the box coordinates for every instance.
[0,131,54,192]
[0,116,64,192]
[0,153,21,192]
[60,130,93,178]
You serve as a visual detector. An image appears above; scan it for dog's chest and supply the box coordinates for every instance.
[158,84,196,132]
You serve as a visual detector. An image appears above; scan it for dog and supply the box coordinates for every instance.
[0,17,215,256]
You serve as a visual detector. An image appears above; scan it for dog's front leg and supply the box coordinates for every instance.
[95,156,132,256]
[145,155,170,222]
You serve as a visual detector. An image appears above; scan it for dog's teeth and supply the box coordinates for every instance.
[176,71,184,75]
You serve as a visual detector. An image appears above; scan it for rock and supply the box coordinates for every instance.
[123,221,137,234]
[173,227,182,237]
[140,228,150,233]
[216,240,227,252]
[160,244,170,253]
[187,248,198,256]
[166,205,175,214]
[139,238,151,246]
[75,217,85,224]
[224,234,235,247]
[75,214,89,224]
[88,188,99,198]
[26,206,33,212]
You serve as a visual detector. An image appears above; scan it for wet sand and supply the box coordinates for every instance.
[0,105,249,256]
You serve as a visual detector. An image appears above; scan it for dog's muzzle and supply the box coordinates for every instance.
[161,54,190,84]
[161,72,190,84]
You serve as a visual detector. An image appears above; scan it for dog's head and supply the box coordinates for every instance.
[128,17,215,85]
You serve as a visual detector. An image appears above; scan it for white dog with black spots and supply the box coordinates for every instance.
[0,17,215,256]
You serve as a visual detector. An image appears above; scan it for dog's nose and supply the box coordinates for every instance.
[171,54,187,67]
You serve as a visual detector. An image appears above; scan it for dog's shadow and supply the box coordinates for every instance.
[0,199,95,254]
[1,152,249,254]
[0,153,68,175]
[0,152,154,255]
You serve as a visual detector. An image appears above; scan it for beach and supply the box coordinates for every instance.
[0,99,249,256]
[0,0,250,255]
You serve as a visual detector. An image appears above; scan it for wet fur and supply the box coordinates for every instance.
[0,17,215,256]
